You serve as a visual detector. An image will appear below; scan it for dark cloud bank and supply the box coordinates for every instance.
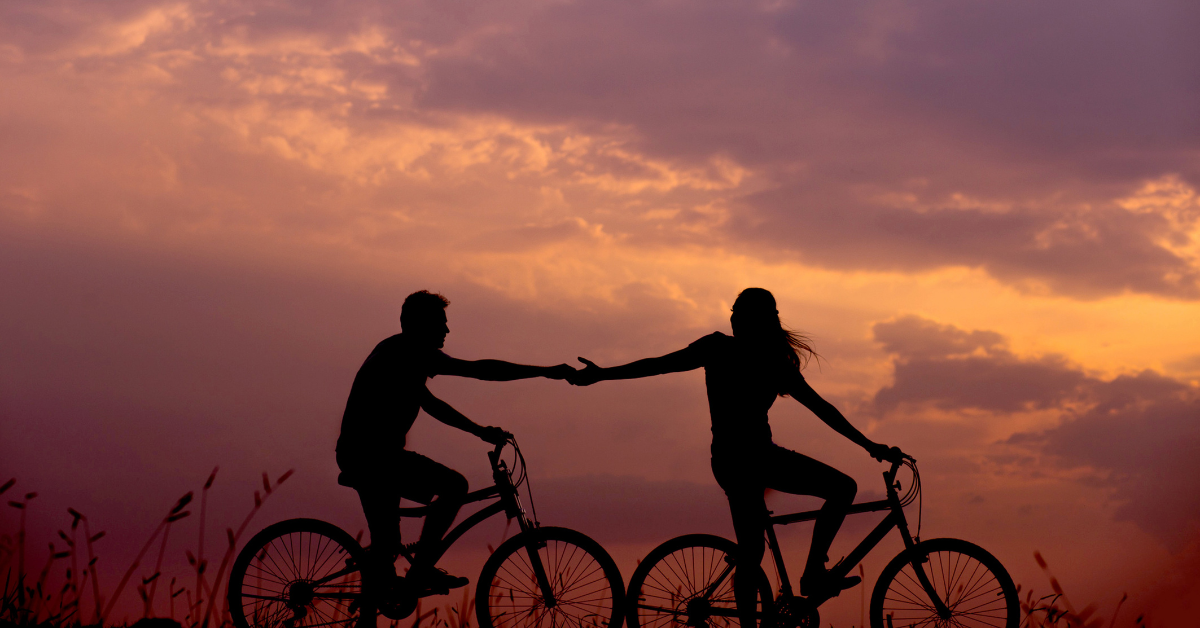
[6,0,1198,301]
[414,0,1200,298]
[872,315,1200,547]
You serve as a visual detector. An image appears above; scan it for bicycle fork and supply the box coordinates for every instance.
[522,538,558,610]
[511,501,557,610]
[892,506,952,620]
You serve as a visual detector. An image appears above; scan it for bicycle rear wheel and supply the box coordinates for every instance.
[626,534,772,628]
[228,518,372,628]
[476,526,624,628]
[869,538,1018,628]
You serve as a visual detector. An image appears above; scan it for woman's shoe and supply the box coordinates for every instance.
[799,569,860,598]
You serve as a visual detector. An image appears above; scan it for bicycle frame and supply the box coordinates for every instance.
[701,459,951,618]
[392,443,537,562]
[387,441,558,607]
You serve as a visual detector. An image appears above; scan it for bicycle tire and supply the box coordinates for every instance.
[228,518,373,628]
[869,538,1018,628]
[476,526,624,628]
[627,534,772,628]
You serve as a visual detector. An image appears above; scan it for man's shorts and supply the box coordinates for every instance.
[338,449,467,505]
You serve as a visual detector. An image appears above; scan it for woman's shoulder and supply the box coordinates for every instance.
[687,331,733,352]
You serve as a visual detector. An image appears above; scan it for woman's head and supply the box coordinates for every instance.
[731,287,817,372]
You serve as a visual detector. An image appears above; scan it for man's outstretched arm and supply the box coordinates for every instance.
[420,389,508,443]
[439,357,574,381]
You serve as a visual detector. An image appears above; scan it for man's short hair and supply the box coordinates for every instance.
[400,290,450,330]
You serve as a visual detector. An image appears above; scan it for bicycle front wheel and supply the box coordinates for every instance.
[869,538,1018,628]
[476,526,624,628]
[228,518,371,628]
[627,534,772,628]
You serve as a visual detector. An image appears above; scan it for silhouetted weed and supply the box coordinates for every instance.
[1,470,290,628]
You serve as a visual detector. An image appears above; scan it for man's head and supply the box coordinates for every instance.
[400,290,451,349]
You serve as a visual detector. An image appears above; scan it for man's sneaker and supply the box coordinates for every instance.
[799,570,861,599]
[408,565,469,593]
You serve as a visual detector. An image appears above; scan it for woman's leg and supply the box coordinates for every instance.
[729,492,768,628]
[762,445,858,594]
[713,455,767,628]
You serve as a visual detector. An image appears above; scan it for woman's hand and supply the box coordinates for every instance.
[567,357,605,386]
[868,442,910,463]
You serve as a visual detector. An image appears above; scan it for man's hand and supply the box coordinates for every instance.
[479,426,512,445]
[544,364,577,380]
[567,357,604,386]
[868,442,910,464]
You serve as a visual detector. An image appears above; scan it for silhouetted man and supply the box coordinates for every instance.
[336,290,573,592]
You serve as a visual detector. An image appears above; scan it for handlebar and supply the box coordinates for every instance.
[487,434,540,527]
[883,455,921,510]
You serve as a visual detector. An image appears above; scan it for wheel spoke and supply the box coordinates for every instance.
[229,522,365,628]
[480,530,620,628]
[874,541,1016,628]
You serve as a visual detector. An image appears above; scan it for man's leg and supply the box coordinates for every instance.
[354,484,402,584]
[763,446,858,596]
[397,451,469,586]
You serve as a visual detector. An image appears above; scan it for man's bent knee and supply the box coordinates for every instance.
[431,472,469,503]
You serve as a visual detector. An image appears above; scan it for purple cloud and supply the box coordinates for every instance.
[871,315,1200,546]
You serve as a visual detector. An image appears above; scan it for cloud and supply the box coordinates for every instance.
[5,0,1199,301]
[738,188,1200,299]
[412,0,1200,297]
[871,314,1200,546]
[872,315,1089,413]
[1021,373,1200,548]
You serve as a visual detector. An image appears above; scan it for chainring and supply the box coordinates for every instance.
[769,596,819,628]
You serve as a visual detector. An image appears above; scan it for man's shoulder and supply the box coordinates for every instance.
[364,334,441,369]
[375,333,443,356]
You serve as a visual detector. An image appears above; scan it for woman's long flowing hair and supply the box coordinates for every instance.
[733,288,819,389]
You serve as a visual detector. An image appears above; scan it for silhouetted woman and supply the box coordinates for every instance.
[571,288,905,628]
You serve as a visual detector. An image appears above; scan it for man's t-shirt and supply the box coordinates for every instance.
[336,334,450,467]
[682,332,802,455]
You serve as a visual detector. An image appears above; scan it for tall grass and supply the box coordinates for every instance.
[1019,552,1147,628]
[0,468,292,628]
[6,470,1160,628]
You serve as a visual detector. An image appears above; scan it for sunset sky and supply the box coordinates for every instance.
[2,0,1199,625]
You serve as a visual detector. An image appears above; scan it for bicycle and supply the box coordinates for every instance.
[625,457,1019,628]
[227,437,625,628]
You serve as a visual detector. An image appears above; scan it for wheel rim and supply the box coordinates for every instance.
[634,545,750,628]
[484,537,617,628]
[880,550,1011,628]
[237,530,364,628]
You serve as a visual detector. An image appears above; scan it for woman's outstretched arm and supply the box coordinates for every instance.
[570,347,703,385]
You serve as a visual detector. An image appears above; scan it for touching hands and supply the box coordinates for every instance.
[566,357,604,386]
[544,364,578,380]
